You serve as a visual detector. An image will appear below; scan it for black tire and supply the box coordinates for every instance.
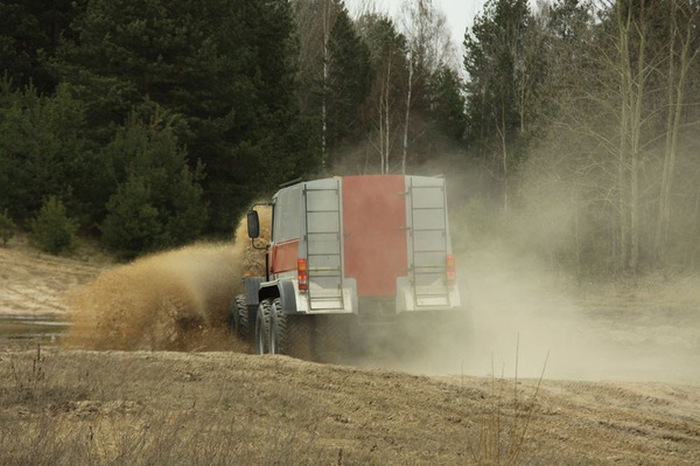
[231,294,251,338]
[271,298,313,360]
[228,298,236,332]
[269,298,284,355]
[235,294,253,339]
[254,299,272,354]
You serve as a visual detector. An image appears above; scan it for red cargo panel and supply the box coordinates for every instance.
[270,239,299,275]
[342,175,407,297]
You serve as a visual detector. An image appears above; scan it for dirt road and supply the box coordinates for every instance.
[0,241,699,464]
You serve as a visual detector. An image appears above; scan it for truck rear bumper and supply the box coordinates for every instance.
[395,277,461,312]
[267,276,462,317]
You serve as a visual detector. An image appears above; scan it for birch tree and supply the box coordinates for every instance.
[526,0,700,275]
[399,0,453,173]
[358,14,406,173]
[292,0,342,169]
[463,0,532,215]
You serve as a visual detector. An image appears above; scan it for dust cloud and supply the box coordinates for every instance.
[61,184,700,385]
[64,207,271,352]
[357,243,700,384]
[331,164,700,384]
[424,246,700,384]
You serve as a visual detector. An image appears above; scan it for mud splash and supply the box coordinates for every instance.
[64,207,271,352]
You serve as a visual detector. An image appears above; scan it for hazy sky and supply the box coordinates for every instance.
[345,0,489,50]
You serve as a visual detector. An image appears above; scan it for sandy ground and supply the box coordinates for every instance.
[0,239,104,317]
[0,240,699,464]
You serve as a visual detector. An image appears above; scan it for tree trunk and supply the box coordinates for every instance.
[402,56,413,175]
[381,59,392,174]
[496,100,508,217]
[654,11,677,266]
[615,0,649,274]
[628,5,647,274]
[691,193,700,269]
[655,3,699,266]
[616,4,631,273]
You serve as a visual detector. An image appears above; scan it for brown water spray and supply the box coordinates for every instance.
[64,207,271,351]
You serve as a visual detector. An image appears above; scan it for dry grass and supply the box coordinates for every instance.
[468,342,548,465]
[1,346,698,465]
[1,348,300,464]
[0,348,422,465]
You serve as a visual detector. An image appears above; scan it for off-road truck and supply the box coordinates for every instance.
[232,174,464,359]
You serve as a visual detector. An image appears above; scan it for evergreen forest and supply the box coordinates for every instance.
[1,0,699,278]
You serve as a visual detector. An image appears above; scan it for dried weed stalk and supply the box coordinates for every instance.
[469,337,549,465]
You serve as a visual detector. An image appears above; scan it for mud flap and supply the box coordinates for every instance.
[394,310,471,364]
[312,314,354,363]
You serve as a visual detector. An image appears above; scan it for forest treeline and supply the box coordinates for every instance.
[1,0,699,277]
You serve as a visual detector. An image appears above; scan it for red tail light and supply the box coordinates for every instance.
[446,254,456,286]
[298,258,308,291]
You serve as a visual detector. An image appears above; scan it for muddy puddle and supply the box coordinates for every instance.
[0,314,70,344]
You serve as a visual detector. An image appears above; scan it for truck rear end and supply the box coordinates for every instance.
[234,175,464,357]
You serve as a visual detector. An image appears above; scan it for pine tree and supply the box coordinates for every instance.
[357,14,407,173]
[54,0,315,233]
[463,0,533,213]
[326,8,373,161]
[428,66,466,142]
[30,196,77,254]
[99,113,208,260]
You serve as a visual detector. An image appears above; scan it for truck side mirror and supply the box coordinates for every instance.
[247,210,260,239]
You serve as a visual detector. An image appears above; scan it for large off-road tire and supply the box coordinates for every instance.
[230,294,251,338]
[254,299,272,354]
[270,298,313,360]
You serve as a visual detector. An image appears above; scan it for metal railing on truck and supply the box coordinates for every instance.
[407,178,450,307]
[303,180,345,310]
